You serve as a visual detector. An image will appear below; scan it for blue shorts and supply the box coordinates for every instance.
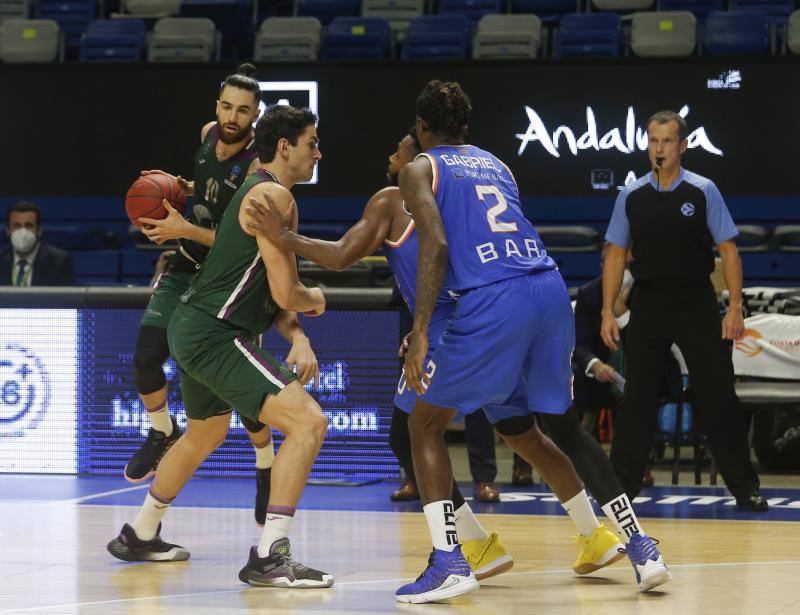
[413,269,574,423]
[394,315,450,414]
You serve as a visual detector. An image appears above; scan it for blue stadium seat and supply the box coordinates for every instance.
[74,250,120,281]
[730,0,795,25]
[554,13,622,57]
[658,0,723,22]
[703,10,769,55]
[402,14,470,59]
[79,19,146,61]
[180,0,253,54]
[296,0,359,25]
[34,0,95,46]
[120,249,163,282]
[438,0,502,28]
[512,0,578,25]
[321,16,391,59]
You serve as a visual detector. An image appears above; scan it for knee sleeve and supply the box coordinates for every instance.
[389,406,416,482]
[134,325,170,395]
[240,414,267,434]
[494,413,535,436]
[538,409,583,450]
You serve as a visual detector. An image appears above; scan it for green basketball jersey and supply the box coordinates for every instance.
[177,124,259,268]
[180,169,281,336]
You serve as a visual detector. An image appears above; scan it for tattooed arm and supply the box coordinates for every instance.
[398,158,448,394]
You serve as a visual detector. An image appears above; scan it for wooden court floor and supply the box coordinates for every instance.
[1,501,799,614]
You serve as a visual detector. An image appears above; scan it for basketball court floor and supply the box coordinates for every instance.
[2,473,800,614]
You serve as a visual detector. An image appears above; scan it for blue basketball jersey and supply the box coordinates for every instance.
[417,145,556,292]
[384,214,456,325]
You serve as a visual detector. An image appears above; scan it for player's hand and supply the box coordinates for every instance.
[285,335,319,387]
[398,332,412,358]
[722,308,745,341]
[404,330,429,395]
[139,201,190,245]
[140,170,193,196]
[246,193,289,242]
[590,361,618,383]
[600,311,621,351]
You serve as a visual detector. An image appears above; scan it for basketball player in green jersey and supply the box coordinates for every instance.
[127,65,315,527]
[108,105,333,588]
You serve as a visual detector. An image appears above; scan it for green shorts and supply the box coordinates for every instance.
[140,269,195,329]
[167,304,297,422]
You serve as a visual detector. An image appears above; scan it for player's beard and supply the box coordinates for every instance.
[217,122,251,145]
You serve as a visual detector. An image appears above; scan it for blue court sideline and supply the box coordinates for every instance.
[2,475,799,522]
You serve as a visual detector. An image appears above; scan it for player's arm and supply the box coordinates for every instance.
[241,183,325,315]
[272,310,319,385]
[718,240,745,340]
[140,204,216,247]
[245,188,394,271]
[398,158,448,394]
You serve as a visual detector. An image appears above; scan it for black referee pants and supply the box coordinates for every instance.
[610,283,760,499]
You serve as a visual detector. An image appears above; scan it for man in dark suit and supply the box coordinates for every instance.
[1,201,74,286]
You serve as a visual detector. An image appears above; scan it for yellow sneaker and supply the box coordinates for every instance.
[461,532,514,580]
[572,524,626,575]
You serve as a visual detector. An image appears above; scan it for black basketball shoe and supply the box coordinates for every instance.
[107,523,190,562]
[124,415,182,483]
[238,539,333,588]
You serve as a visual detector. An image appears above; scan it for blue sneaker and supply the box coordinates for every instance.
[395,546,479,604]
[625,532,671,591]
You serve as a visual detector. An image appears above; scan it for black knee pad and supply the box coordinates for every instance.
[494,413,535,436]
[240,414,267,434]
[389,406,410,457]
[538,409,582,446]
[134,325,170,395]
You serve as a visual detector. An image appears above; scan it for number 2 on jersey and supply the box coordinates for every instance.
[476,185,518,233]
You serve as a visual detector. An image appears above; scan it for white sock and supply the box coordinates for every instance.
[601,493,643,544]
[423,500,458,552]
[253,439,275,470]
[257,508,294,557]
[132,492,171,541]
[562,489,601,537]
[455,503,488,542]
[146,400,173,436]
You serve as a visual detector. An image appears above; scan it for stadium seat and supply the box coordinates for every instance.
[703,11,769,55]
[735,225,770,252]
[79,19,146,61]
[34,0,93,46]
[472,13,541,59]
[254,16,320,61]
[120,0,180,16]
[658,0,722,22]
[511,0,576,26]
[774,225,800,251]
[0,18,60,62]
[147,16,216,61]
[120,248,164,283]
[438,0,502,28]
[789,9,800,53]
[179,0,253,53]
[361,0,422,40]
[537,226,601,252]
[402,14,470,59]
[631,10,696,57]
[74,250,120,280]
[296,0,359,25]
[0,0,29,24]
[592,0,653,12]
[321,16,391,59]
[554,13,621,57]
[730,0,796,25]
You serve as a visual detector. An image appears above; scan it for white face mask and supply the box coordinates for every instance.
[10,228,38,255]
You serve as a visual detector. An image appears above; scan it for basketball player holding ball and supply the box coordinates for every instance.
[125,64,313,527]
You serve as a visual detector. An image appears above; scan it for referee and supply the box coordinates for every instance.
[601,110,767,511]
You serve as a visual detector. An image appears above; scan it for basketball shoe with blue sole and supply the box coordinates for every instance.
[626,532,671,591]
[395,545,479,604]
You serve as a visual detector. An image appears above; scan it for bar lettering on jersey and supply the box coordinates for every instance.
[419,145,556,292]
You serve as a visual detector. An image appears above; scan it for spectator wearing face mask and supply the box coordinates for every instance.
[1,201,74,286]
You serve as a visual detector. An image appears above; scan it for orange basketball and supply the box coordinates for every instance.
[125,174,187,228]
